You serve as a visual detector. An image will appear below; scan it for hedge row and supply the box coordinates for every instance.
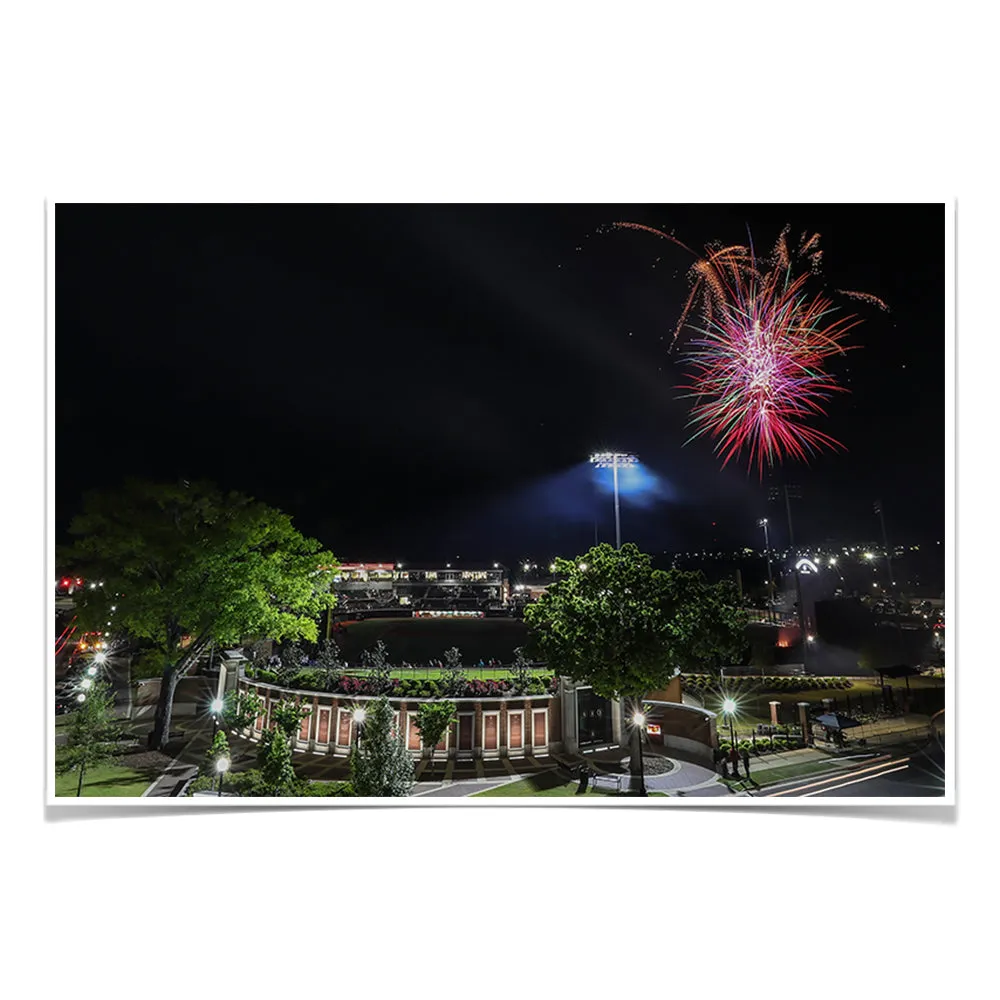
[186,772,354,797]
[717,736,804,754]
[683,674,854,693]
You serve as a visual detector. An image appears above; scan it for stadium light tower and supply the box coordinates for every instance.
[590,452,638,550]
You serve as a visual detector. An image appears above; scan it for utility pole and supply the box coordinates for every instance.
[771,483,809,670]
[874,500,906,662]
[759,518,775,623]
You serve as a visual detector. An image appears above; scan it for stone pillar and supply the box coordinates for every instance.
[769,700,780,726]
[473,701,483,758]
[611,695,623,748]
[524,698,533,754]
[308,695,318,752]
[797,701,812,745]
[559,680,578,754]
[499,700,508,758]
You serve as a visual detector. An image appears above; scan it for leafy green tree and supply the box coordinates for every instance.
[524,543,746,794]
[415,701,456,772]
[507,646,534,693]
[55,682,127,796]
[221,688,264,734]
[60,480,338,750]
[270,699,311,743]
[442,645,466,696]
[349,696,415,797]
[260,724,297,795]
[278,641,307,684]
[360,639,393,693]
[315,638,343,691]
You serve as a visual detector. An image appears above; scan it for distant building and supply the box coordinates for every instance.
[332,563,509,614]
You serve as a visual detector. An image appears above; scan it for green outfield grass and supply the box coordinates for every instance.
[333,616,530,665]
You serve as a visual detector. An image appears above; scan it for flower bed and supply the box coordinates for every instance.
[247,667,558,700]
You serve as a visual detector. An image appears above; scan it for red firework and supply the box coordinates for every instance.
[613,221,887,472]
[681,268,862,475]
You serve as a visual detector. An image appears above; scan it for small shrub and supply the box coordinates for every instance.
[256,669,278,684]
[300,780,355,797]
[286,669,323,691]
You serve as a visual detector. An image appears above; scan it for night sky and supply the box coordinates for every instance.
[56,203,944,565]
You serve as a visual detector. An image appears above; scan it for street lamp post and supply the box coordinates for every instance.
[631,709,647,797]
[722,697,737,748]
[210,697,224,741]
[590,452,638,550]
[215,755,230,797]
[352,707,367,748]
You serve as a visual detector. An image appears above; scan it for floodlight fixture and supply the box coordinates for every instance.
[589,451,638,550]
[352,708,367,724]
[721,698,737,715]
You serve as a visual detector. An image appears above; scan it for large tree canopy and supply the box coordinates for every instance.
[61,480,338,749]
[524,543,745,793]
[524,543,746,701]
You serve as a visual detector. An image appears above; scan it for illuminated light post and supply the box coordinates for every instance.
[590,452,638,550]
[721,697,737,748]
[352,707,367,747]
[215,755,230,796]
[630,709,648,797]
[210,697,224,740]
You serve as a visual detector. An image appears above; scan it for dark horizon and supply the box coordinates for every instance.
[55,203,945,567]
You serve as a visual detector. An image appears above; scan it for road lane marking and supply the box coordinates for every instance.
[802,764,911,796]
[764,757,910,797]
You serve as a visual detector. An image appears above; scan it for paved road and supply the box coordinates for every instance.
[758,738,945,798]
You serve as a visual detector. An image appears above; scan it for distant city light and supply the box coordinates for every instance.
[578,563,588,571]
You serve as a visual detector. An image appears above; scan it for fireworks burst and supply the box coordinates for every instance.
[681,268,862,475]
[612,220,888,473]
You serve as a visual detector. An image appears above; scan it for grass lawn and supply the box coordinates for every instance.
[473,773,620,797]
[742,759,846,787]
[55,762,155,797]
